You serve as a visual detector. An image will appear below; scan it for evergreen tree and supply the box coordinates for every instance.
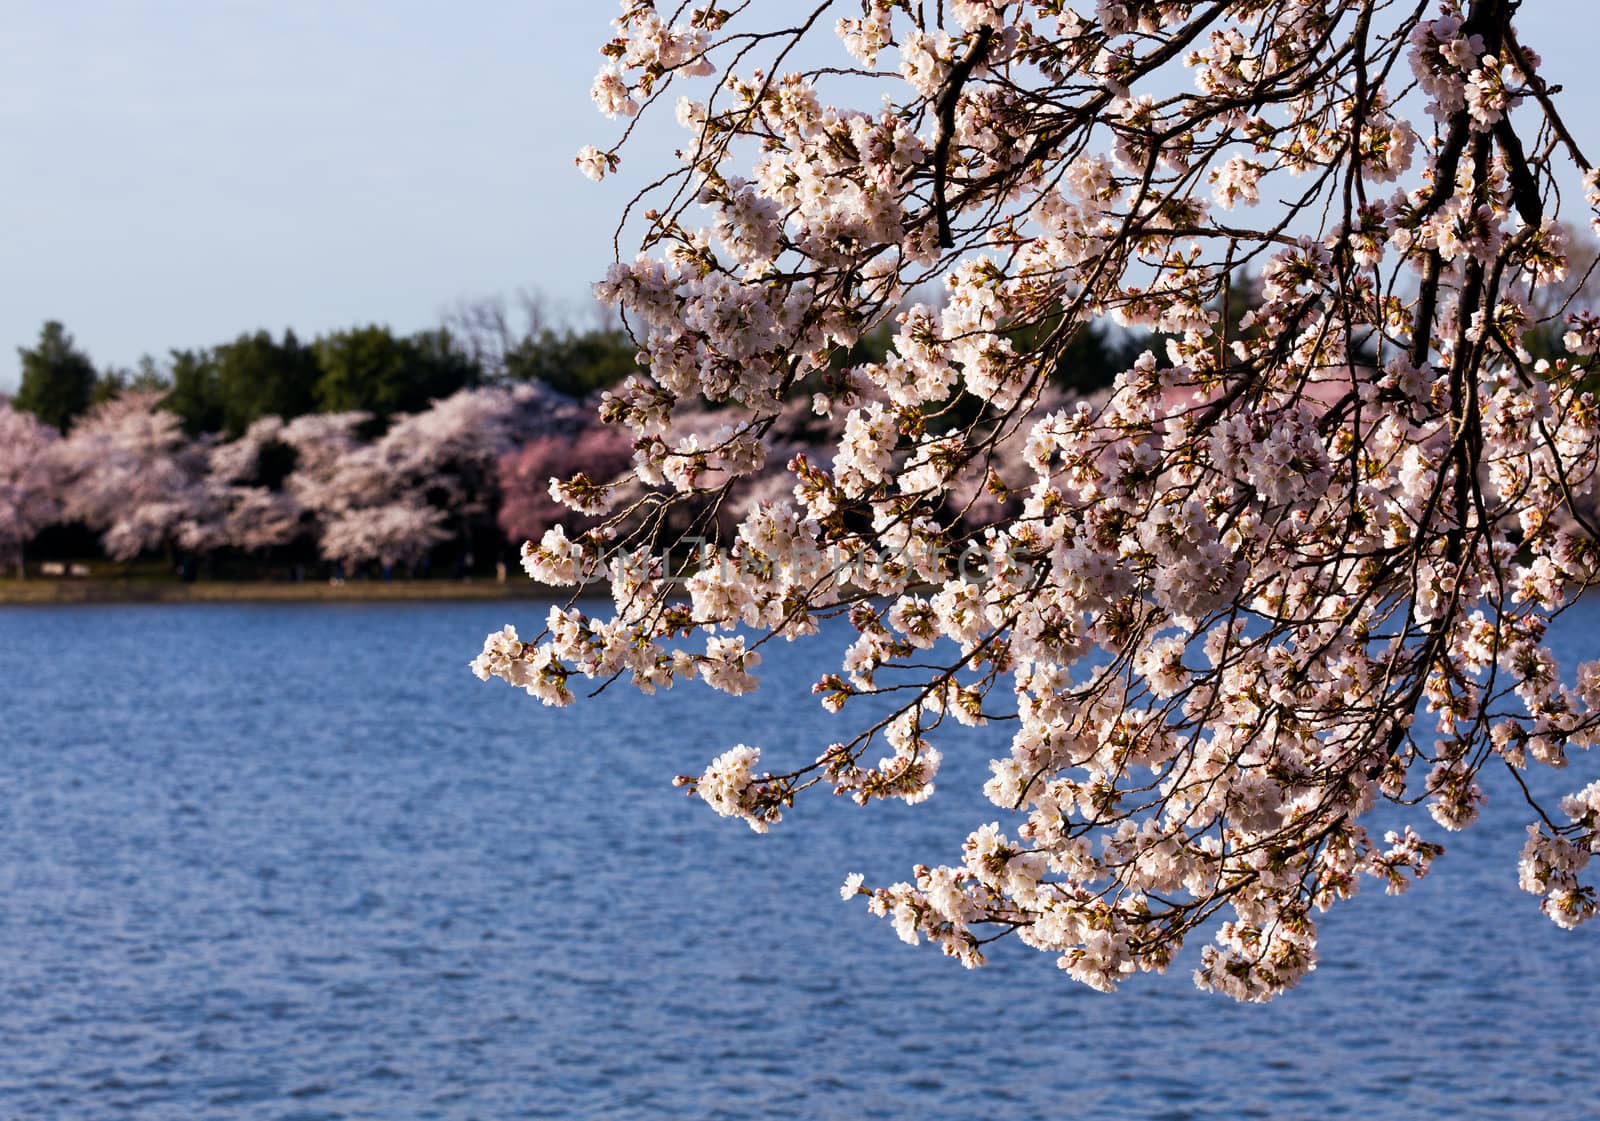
[14,321,97,432]
[314,326,480,424]
[213,330,320,437]
[503,327,637,398]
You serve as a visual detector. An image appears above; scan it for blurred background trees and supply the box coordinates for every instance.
[14,321,98,432]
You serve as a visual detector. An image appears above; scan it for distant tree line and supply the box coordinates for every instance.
[11,296,650,439]
[0,298,664,578]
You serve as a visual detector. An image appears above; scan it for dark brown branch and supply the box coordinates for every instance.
[1506,29,1592,170]
[1494,117,1544,228]
[931,24,994,248]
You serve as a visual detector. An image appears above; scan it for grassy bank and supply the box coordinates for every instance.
[0,578,547,606]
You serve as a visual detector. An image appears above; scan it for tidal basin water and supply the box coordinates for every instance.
[2,602,1598,1120]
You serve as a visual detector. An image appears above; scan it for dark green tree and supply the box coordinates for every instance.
[164,349,225,435]
[503,327,638,398]
[89,355,170,408]
[14,321,97,431]
[998,309,1138,395]
[314,325,480,423]
[213,330,320,436]
[410,327,482,405]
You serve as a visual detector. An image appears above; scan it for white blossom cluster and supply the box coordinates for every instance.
[477,0,1600,1001]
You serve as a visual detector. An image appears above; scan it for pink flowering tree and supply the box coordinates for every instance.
[0,402,66,575]
[378,383,581,546]
[194,417,305,555]
[279,411,444,571]
[497,424,634,545]
[53,392,218,562]
[476,1,1600,1000]
[286,386,576,571]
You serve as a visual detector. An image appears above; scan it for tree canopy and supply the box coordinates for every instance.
[475,0,1600,1001]
[14,321,98,433]
[7,313,649,439]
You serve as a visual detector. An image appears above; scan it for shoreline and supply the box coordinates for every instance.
[0,578,552,607]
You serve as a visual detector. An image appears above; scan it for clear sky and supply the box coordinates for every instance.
[3,1,1596,390]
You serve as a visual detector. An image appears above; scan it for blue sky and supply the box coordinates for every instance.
[3,2,1596,389]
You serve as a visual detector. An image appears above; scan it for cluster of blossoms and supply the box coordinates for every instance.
[478,0,1600,1001]
[0,405,62,572]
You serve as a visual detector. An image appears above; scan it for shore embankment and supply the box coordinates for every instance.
[0,579,547,606]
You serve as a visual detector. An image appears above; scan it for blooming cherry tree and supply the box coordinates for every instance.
[194,417,305,555]
[497,425,634,545]
[0,402,65,575]
[53,393,218,561]
[280,411,446,570]
[476,0,1600,1000]
[287,386,572,570]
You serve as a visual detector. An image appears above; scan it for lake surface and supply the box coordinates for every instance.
[1,600,1597,1120]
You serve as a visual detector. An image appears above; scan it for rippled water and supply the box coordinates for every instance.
[1,601,1597,1119]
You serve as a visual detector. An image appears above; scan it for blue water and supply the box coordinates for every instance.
[1,601,1597,1120]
